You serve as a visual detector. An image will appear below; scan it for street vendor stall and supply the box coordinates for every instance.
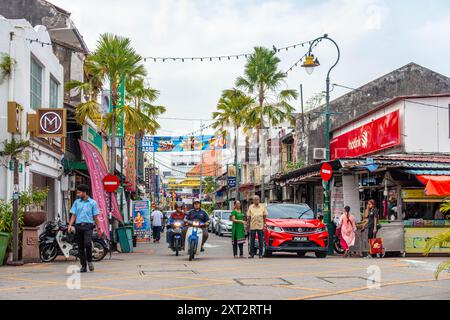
[401,188,450,254]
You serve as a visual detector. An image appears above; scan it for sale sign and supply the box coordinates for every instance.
[330,110,400,160]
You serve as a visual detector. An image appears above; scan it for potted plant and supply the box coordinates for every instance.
[0,200,23,265]
[19,188,49,227]
[0,53,16,83]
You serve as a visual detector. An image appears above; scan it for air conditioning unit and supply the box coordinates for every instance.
[313,148,326,160]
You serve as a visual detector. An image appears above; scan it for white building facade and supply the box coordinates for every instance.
[0,16,64,220]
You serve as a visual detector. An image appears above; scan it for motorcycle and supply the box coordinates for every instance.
[39,219,108,263]
[168,220,184,256]
[185,220,206,261]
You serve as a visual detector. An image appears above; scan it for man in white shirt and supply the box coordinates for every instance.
[151,206,164,243]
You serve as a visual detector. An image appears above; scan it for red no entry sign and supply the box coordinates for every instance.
[320,162,333,182]
[103,175,120,193]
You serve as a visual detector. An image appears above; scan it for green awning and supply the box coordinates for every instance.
[63,159,87,171]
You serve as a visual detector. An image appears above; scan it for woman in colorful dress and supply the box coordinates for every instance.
[231,201,246,258]
[339,206,357,258]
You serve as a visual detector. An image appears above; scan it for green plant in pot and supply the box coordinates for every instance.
[0,200,23,264]
[19,187,49,228]
[0,53,16,83]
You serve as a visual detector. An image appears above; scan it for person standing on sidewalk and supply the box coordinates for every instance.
[68,184,102,273]
[231,200,246,258]
[247,195,267,259]
[151,206,164,243]
[338,206,356,258]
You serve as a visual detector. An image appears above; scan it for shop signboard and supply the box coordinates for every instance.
[330,110,400,160]
[141,135,227,152]
[36,108,67,138]
[131,200,151,242]
[401,188,444,202]
[404,227,450,254]
[87,126,103,152]
[109,77,125,138]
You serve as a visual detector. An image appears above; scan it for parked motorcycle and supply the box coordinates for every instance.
[185,220,206,261]
[168,220,183,256]
[39,219,108,263]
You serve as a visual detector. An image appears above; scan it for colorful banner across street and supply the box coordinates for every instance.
[79,140,123,239]
[330,110,400,160]
[141,135,227,152]
[131,200,151,242]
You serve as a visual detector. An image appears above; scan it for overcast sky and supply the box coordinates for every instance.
[51,0,450,140]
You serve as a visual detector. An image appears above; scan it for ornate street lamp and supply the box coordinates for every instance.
[302,34,340,255]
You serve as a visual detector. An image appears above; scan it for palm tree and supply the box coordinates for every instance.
[236,47,298,202]
[65,59,104,125]
[424,200,450,279]
[212,89,254,202]
[87,33,146,174]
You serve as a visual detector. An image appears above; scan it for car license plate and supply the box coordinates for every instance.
[293,236,308,242]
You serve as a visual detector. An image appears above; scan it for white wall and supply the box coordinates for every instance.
[404,97,450,154]
[0,17,64,218]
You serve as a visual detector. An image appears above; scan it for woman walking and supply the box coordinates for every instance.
[338,206,356,257]
[231,201,246,258]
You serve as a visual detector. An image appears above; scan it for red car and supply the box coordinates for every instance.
[250,203,329,258]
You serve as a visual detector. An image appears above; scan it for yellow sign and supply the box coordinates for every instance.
[404,227,450,254]
[402,189,444,202]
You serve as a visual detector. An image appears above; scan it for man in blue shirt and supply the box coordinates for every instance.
[183,199,210,252]
[68,184,102,273]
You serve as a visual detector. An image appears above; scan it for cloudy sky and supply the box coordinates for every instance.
[51,0,450,139]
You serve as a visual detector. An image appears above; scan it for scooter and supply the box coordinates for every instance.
[168,220,183,256]
[39,219,108,263]
[185,220,206,261]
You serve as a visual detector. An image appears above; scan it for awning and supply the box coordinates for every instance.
[417,175,450,196]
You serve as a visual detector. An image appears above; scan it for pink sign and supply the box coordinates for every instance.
[79,140,123,239]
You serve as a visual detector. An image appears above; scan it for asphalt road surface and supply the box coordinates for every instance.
[0,234,449,300]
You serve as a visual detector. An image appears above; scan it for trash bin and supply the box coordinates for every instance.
[0,232,10,265]
[116,227,133,253]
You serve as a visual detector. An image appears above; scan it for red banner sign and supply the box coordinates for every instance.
[330,110,400,160]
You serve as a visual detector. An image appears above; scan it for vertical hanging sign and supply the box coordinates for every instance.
[125,134,136,192]
[110,76,125,138]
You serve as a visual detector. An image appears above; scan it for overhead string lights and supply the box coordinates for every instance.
[25,38,53,47]
[284,39,321,75]
[143,38,316,64]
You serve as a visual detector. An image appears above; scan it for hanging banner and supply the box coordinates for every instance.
[79,140,123,239]
[109,77,125,138]
[131,200,151,242]
[141,135,227,152]
[125,134,136,192]
[330,110,400,160]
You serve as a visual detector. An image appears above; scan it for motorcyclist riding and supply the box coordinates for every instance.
[183,199,209,252]
[167,203,186,248]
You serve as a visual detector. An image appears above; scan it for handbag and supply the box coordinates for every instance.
[368,238,383,255]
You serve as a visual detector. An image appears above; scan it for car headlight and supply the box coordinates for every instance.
[316,227,327,233]
[267,226,284,232]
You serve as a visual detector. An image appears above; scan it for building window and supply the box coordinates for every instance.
[49,76,59,108]
[30,57,42,110]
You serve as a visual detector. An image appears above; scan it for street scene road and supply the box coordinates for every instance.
[1,234,449,300]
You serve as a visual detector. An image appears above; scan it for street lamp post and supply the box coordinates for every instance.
[302,34,340,255]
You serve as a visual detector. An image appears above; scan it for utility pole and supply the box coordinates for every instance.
[198,120,206,200]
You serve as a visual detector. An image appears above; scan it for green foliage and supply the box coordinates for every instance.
[0,200,23,251]
[0,53,16,82]
[0,139,30,159]
[19,187,49,212]
[283,159,304,173]
[202,176,219,195]
[305,92,326,112]
[202,202,217,216]
[423,229,450,279]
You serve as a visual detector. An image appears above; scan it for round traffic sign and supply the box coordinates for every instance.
[320,162,333,182]
[103,175,120,193]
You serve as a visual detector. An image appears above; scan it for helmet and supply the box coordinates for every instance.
[193,198,201,204]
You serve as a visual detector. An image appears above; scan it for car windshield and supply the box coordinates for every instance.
[267,204,315,220]
[221,212,231,220]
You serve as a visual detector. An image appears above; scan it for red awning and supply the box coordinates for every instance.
[417,175,450,196]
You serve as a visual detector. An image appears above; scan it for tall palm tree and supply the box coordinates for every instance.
[236,47,298,202]
[88,33,146,174]
[424,200,450,279]
[212,89,254,202]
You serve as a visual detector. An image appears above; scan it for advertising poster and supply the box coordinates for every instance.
[141,134,227,152]
[132,200,151,242]
[404,227,450,253]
